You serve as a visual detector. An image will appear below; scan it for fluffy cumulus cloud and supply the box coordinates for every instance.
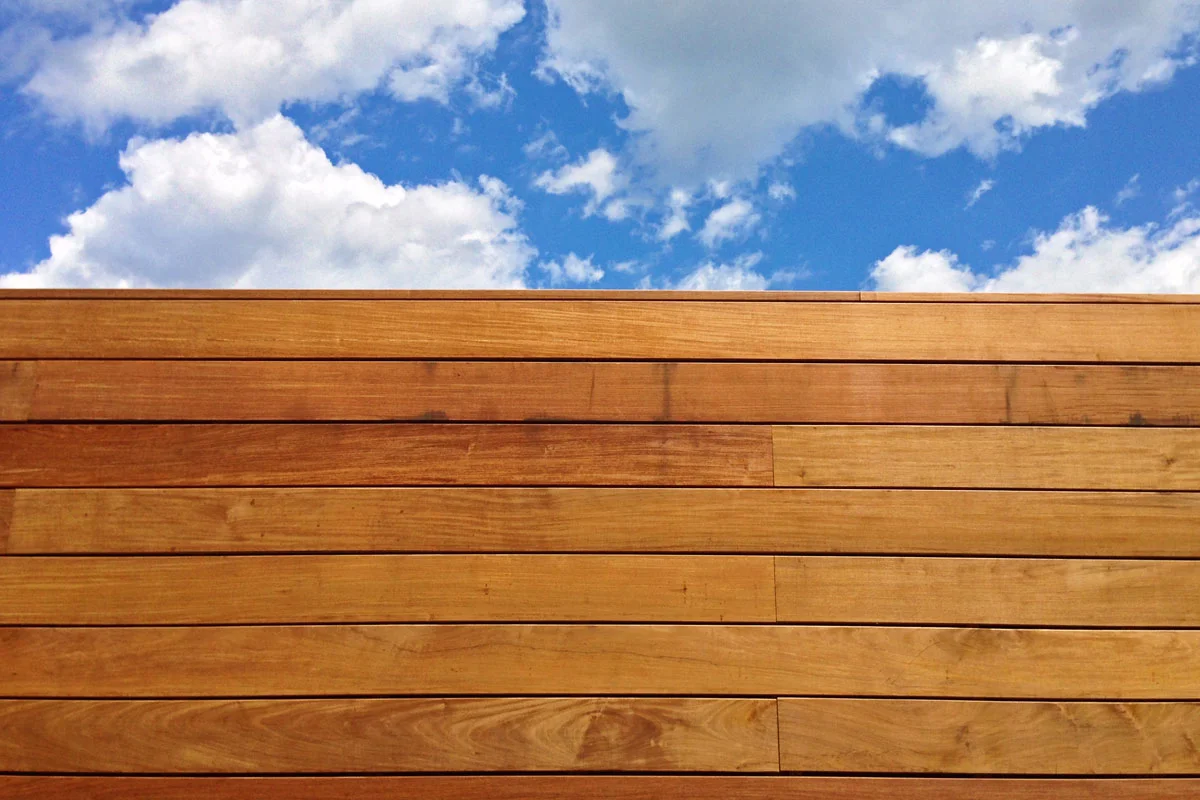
[871,206,1200,292]
[540,1,1200,181]
[533,147,628,219]
[537,252,604,286]
[697,198,760,248]
[21,0,525,129]
[674,252,769,290]
[0,115,535,288]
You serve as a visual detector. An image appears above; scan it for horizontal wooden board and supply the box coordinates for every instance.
[0,556,774,624]
[6,625,1200,698]
[776,557,1200,627]
[0,290,864,301]
[773,426,1200,489]
[779,699,1200,774]
[0,424,772,488]
[6,361,1199,424]
[4,289,1198,301]
[3,300,1200,361]
[4,778,1199,800]
[8,488,1200,556]
[0,697,778,773]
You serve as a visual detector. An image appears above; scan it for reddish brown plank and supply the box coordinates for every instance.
[779,699,1200,774]
[0,556,775,624]
[0,360,35,421]
[9,361,1199,424]
[0,424,773,488]
[2,777,1199,800]
[0,698,779,773]
[6,625,1200,698]
[9,488,1200,556]
[3,300,1200,361]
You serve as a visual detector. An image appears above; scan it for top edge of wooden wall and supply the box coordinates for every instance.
[1,289,1199,302]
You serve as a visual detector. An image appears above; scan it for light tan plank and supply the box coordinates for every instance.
[0,697,779,773]
[3,777,1199,800]
[777,557,1200,626]
[10,361,1200,424]
[3,300,1200,360]
[779,699,1200,774]
[10,488,1200,556]
[0,424,772,488]
[0,555,775,624]
[861,292,1200,303]
[5,625,1200,698]
[773,426,1200,489]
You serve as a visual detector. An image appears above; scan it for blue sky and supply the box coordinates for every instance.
[1,0,1199,290]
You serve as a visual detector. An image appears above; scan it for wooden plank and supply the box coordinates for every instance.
[4,288,1198,301]
[3,777,1199,800]
[860,292,1200,303]
[6,625,1200,698]
[0,361,35,421]
[10,488,1200,556]
[773,426,1200,489]
[778,699,1200,774]
[10,361,1200,424]
[0,424,773,488]
[0,698,779,773]
[0,556,775,624]
[3,300,1200,361]
[776,557,1200,627]
[0,290,862,301]
[0,490,11,554]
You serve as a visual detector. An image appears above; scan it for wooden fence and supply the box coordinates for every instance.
[1,290,1199,798]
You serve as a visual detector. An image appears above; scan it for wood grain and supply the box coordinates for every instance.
[0,424,773,488]
[2,288,1197,300]
[773,426,1200,489]
[0,555,774,624]
[0,360,35,421]
[9,360,1200,424]
[778,699,1200,774]
[7,361,1200,424]
[0,697,779,773]
[3,300,1200,361]
[4,777,1199,800]
[9,488,1200,556]
[6,625,1200,699]
[776,557,1200,626]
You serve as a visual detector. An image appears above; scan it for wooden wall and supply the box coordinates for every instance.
[2,290,1199,798]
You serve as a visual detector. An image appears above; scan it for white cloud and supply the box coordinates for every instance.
[538,252,604,286]
[0,115,535,288]
[22,0,525,129]
[657,188,692,241]
[767,182,797,202]
[533,147,628,217]
[871,246,980,292]
[965,178,996,208]
[697,198,760,248]
[674,252,769,290]
[1174,177,1200,204]
[523,130,568,161]
[871,206,1200,292]
[540,1,1200,181]
[1115,173,1142,206]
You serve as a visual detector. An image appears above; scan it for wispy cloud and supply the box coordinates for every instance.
[965,178,995,209]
